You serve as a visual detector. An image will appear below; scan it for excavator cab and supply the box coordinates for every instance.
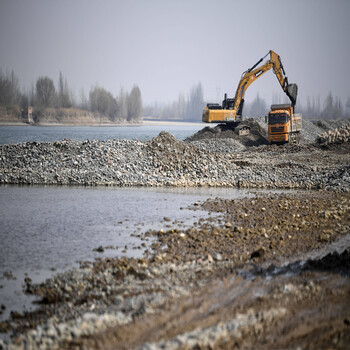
[222,94,235,109]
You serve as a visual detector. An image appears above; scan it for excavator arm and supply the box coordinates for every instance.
[232,50,298,114]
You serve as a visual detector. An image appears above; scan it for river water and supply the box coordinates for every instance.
[0,124,205,144]
[0,185,252,321]
[0,123,212,321]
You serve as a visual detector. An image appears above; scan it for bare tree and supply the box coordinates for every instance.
[79,88,88,110]
[186,82,204,121]
[246,93,267,117]
[345,97,350,117]
[35,76,56,108]
[58,72,73,108]
[127,85,142,121]
[0,69,21,106]
[89,85,117,120]
[117,88,128,121]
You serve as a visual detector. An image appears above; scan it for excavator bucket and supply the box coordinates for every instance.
[286,83,298,107]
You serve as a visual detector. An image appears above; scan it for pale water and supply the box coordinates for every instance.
[0,185,251,321]
[0,124,205,144]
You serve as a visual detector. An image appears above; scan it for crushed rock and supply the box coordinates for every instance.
[315,118,350,132]
[316,124,350,145]
[186,118,269,148]
[187,117,350,147]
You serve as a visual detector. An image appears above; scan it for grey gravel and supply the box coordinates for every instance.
[1,258,222,350]
[1,131,349,191]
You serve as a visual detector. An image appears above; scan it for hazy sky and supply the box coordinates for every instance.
[1,0,349,107]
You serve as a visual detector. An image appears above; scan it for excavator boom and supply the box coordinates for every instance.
[232,50,297,112]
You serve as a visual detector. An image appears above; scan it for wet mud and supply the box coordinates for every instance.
[1,191,349,349]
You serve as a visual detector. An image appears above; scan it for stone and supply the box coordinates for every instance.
[94,246,104,253]
[250,248,265,259]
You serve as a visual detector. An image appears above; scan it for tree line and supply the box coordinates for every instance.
[143,82,204,122]
[0,69,142,122]
[2,68,349,122]
[144,87,350,121]
[243,92,350,120]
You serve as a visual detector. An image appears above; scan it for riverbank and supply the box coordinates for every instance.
[1,191,349,349]
[143,120,204,127]
[0,120,203,127]
[1,131,349,191]
[0,107,144,126]
[1,126,350,349]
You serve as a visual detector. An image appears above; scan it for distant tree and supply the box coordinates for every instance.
[29,83,36,106]
[35,76,56,108]
[58,72,73,108]
[0,69,21,106]
[186,82,204,121]
[89,85,117,120]
[127,85,142,121]
[177,93,186,118]
[143,84,205,121]
[334,97,343,119]
[321,91,333,120]
[0,72,12,107]
[321,91,343,120]
[117,88,128,121]
[9,70,21,105]
[79,88,88,110]
[247,93,267,117]
[20,91,29,108]
[345,97,350,117]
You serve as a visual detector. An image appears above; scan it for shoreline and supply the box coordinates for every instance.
[0,126,350,348]
[1,191,349,349]
[0,120,204,127]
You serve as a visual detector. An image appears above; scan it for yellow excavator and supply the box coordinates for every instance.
[202,50,300,141]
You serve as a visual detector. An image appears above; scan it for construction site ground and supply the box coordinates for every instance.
[1,118,350,349]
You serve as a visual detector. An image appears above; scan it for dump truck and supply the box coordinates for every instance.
[267,104,302,144]
[202,50,299,136]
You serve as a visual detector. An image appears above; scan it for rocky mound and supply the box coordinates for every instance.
[186,118,269,147]
[1,130,349,190]
[315,118,350,132]
[145,131,238,185]
[316,124,350,145]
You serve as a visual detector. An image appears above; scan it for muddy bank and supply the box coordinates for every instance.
[1,191,349,349]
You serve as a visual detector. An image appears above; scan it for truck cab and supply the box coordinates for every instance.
[267,104,302,144]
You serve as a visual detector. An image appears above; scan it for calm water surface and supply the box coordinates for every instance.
[0,185,251,321]
[0,124,205,144]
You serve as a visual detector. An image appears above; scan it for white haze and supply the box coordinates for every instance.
[0,0,349,106]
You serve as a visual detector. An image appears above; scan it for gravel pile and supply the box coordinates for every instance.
[0,257,219,349]
[315,119,350,132]
[316,124,350,145]
[300,119,323,144]
[255,116,268,132]
[0,130,349,191]
[186,119,268,148]
[0,132,238,187]
[190,138,245,153]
